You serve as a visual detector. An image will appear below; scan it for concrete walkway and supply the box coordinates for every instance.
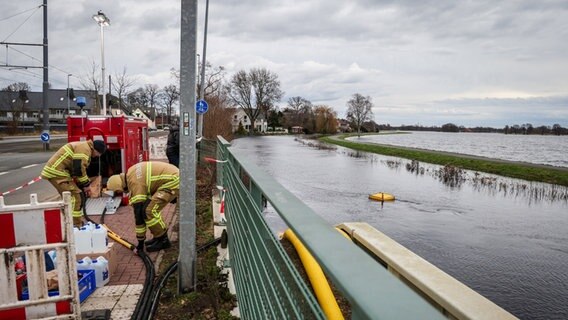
[81,139,176,319]
[80,201,177,319]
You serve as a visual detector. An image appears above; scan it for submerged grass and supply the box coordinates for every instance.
[320,134,568,187]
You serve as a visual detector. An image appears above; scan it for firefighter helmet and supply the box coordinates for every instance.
[107,173,125,193]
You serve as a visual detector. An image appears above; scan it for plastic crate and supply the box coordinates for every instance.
[21,269,96,303]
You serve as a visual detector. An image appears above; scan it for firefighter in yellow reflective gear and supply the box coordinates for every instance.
[41,140,107,227]
[106,161,178,252]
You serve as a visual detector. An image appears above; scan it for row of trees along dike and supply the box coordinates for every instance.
[2,60,565,137]
[376,123,567,135]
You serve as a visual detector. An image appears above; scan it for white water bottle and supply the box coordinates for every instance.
[92,225,108,252]
[77,257,93,271]
[85,221,96,232]
[92,256,110,287]
[74,227,92,254]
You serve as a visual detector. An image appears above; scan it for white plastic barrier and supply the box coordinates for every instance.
[0,192,81,320]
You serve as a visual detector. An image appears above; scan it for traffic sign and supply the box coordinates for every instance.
[40,131,50,142]
[196,99,209,114]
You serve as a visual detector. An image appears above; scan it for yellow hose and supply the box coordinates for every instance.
[102,224,136,251]
[283,229,344,320]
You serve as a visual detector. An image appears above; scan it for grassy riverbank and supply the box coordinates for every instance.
[320,134,568,187]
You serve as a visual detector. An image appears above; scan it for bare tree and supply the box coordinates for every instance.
[160,84,180,125]
[1,82,30,92]
[127,87,149,113]
[172,62,226,99]
[226,70,256,132]
[170,67,180,81]
[80,61,102,114]
[284,96,312,127]
[145,84,160,121]
[112,67,137,113]
[250,68,284,126]
[226,68,283,134]
[198,62,226,98]
[1,83,31,133]
[346,93,374,137]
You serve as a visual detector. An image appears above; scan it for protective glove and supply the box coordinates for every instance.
[77,180,91,189]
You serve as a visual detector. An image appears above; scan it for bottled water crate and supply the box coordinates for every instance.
[22,270,96,303]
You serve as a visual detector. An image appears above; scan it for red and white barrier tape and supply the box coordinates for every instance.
[219,188,227,223]
[204,157,228,163]
[1,176,42,196]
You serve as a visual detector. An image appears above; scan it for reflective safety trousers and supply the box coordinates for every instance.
[126,161,179,205]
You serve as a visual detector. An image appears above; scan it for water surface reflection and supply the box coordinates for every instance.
[231,135,568,320]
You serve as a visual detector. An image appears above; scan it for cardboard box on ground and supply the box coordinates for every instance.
[88,176,102,198]
[76,242,118,279]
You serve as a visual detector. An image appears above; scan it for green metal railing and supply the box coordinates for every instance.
[217,136,443,320]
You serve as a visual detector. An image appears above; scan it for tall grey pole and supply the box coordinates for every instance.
[179,0,198,292]
[197,0,209,138]
[100,24,106,115]
[42,0,49,150]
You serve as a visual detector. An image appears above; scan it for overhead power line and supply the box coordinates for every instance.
[4,46,72,75]
[4,68,42,80]
[1,5,42,42]
[0,5,42,22]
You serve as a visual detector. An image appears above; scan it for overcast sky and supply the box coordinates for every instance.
[1,0,567,127]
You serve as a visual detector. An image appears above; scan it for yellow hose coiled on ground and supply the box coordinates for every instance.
[283,229,344,320]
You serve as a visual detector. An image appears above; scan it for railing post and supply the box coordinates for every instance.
[250,181,263,210]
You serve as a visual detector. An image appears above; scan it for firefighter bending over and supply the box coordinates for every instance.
[41,140,107,227]
[106,161,178,252]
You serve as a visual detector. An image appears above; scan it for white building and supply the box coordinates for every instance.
[231,108,268,133]
[131,107,157,130]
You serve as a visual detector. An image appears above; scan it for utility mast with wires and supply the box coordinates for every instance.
[0,1,51,150]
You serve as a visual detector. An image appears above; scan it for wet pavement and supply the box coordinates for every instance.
[80,200,177,319]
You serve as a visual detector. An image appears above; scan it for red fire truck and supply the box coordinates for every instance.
[67,115,149,178]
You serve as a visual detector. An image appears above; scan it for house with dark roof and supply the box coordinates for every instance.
[0,89,97,132]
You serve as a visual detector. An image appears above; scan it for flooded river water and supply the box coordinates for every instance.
[230,135,568,320]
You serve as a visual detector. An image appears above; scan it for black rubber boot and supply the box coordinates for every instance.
[145,238,159,246]
[146,234,171,252]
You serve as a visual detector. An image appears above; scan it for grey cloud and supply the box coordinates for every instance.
[435,96,568,108]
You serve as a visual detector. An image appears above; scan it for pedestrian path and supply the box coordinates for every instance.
[80,155,177,319]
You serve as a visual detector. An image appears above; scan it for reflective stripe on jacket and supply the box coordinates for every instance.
[126,161,179,205]
[41,140,94,184]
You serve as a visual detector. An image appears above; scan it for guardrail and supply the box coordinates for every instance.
[216,136,443,319]
[0,192,81,320]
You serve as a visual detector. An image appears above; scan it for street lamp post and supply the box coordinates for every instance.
[198,0,209,138]
[92,10,110,115]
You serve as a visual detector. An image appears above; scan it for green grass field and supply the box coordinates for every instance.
[320,134,568,187]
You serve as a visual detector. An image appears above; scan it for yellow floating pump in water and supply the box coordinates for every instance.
[368,192,395,201]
